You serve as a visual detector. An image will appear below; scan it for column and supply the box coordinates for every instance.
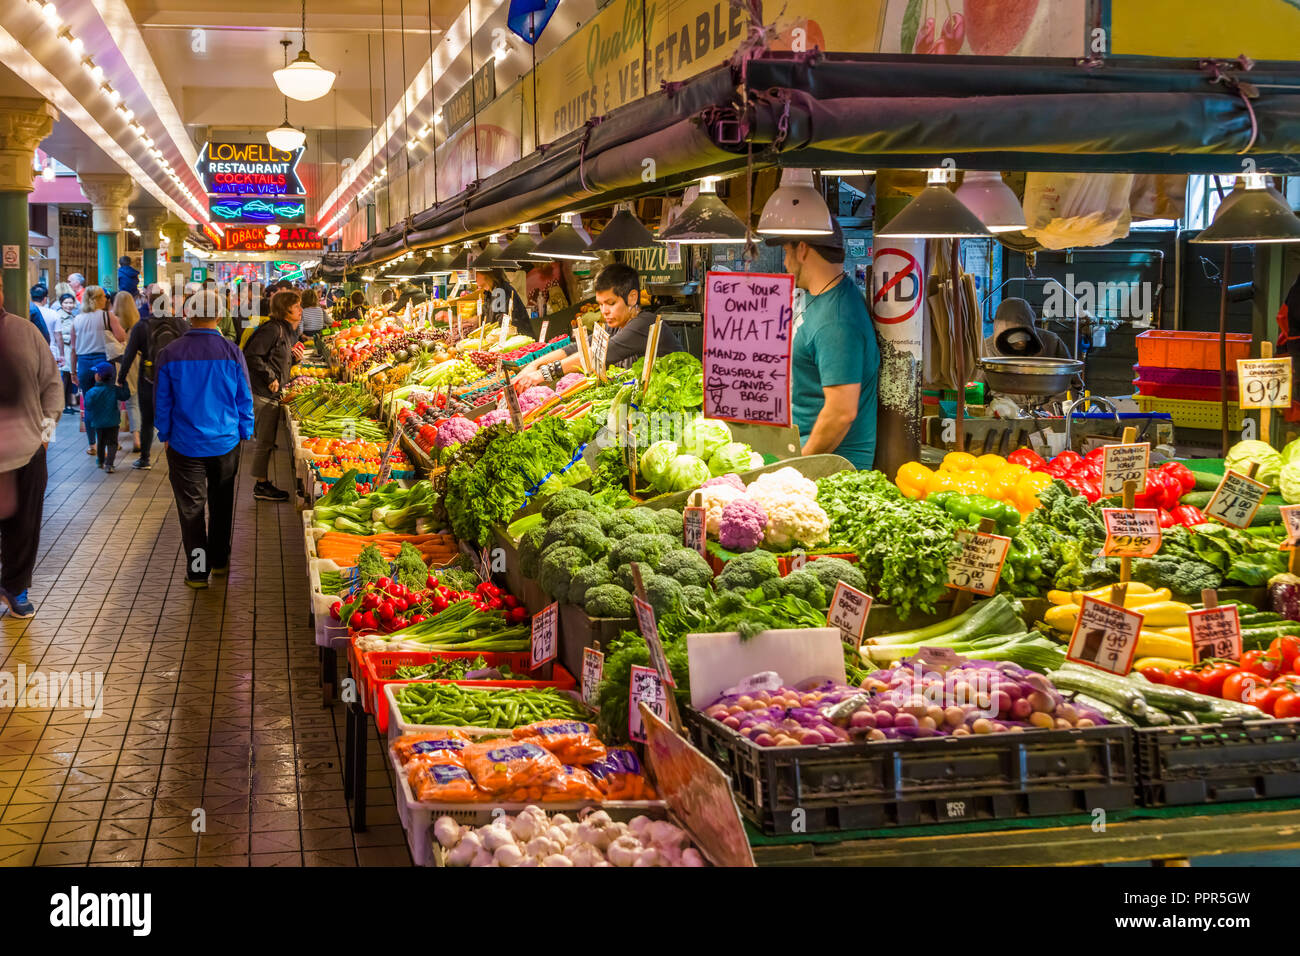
[139,211,167,286]
[159,217,191,285]
[0,98,57,317]
[77,172,134,292]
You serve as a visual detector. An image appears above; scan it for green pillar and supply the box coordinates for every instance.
[0,191,27,321]
[0,98,57,317]
[78,172,133,294]
[142,247,157,286]
[96,231,118,292]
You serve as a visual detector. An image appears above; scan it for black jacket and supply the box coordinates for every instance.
[118,317,150,392]
[243,317,296,399]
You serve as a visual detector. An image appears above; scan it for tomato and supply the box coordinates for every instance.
[1250,685,1288,716]
[1267,635,1300,672]
[1275,692,1300,719]
[1166,668,1203,692]
[1241,650,1283,680]
[1138,666,1167,684]
[1221,670,1261,703]
[1195,662,1237,698]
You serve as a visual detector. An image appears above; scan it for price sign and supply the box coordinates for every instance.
[701,271,794,427]
[622,424,638,473]
[1282,504,1300,546]
[1101,508,1162,558]
[1236,357,1292,409]
[826,581,873,651]
[628,665,665,743]
[633,596,676,687]
[683,506,707,556]
[375,428,403,484]
[916,647,963,669]
[590,324,610,380]
[1206,470,1269,529]
[538,319,549,343]
[498,314,510,349]
[503,380,525,431]
[946,529,1012,596]
[1188,605,1243,663]
[1066,595,1143,676]
[665,241,681,265]
[581,647,604,709]
[1101,442,1150,497]
[530,601,559,669]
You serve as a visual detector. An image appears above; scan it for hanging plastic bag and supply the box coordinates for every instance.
[1022,173,1134,249]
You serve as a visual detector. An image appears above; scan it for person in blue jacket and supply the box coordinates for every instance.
[154,289,254,588]
[116,256,140,297]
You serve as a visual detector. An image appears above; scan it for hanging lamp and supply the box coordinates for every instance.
[876,167,993,239]
[474,234,506,270]
[953,170,1025,233]
[533,213,597,260]
[274,0,336,102]
[267,40,308,151]
[657,177,748,244]
[449,241,482,270]
[586,204,658,252]
[494,225,542,266]
[757,168,833,236]
[1191,174,1300,244]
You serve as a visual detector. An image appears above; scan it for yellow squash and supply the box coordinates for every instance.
[1134,630,1193,661]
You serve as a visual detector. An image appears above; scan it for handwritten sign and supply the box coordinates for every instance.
[826,581,873,651]
[1101,442,1150,497]
[581,647,604,709]
[375,428,403,485]
[538,319,549,343]
[1282,504,1300,546]
[503,379,524,431]
[1102,508,1162,558]
[702,271,794,427]
[590,324,610,380]
[683,506,707,556]
[1236,357,1292,409]
[1206,470,1269,529]
[628,665,665,743]
[634,596,676,687]
[530,601,558,669]
[947,529,1012,596]
[1066,595,1143,676]
[1188,605,1243,663]
[498,314,510,349]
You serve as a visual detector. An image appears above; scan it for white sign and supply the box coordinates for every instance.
[504,379,524,430]
[1236,357,1292,409]
[1188,605,1243,663]
[628,665,665,743]
[1066,595,1143,676]
[538,319,550,343]
[826,581,872,651]
[702,271,794,427]
[498,314,510,348]
[683,506,707,556]
[581,646,604,709]
[1101,508,1162,558]
[1101,442,1150,497]
[530,601,558,669]
[665,241,681,265]
[1206,470,1269,529]
[946,530,1012,596]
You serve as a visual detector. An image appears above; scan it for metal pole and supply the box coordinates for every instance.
[1220,244,1234,457]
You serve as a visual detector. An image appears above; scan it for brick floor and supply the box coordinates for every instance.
[0,415,409,867]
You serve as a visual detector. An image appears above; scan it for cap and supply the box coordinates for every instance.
[93,361,115,378]
[763,218,845,256]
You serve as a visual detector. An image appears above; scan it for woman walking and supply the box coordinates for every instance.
[68,286,126,455]
[114,291,142,453]
[56,292,78,412]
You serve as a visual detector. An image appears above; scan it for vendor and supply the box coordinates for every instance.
[475,268,530,333]
[976,297,1073,405]
[513,263,682,389]
[767,223,880,469]
[391,280,428,314]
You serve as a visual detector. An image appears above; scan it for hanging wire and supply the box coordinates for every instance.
[381,0,392,228]
[367,32,377,213]
[400,0,412,223]
[426,0,439,206]
[468,0,480,183]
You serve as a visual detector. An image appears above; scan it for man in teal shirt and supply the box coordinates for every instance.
[768,223,880,468]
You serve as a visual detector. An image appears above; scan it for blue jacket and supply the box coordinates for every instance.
[155,328,254,457]
[117,264,140,296]
[85,381,129,430]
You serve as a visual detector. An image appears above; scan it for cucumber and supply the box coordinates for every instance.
[1250,504,1282,527]
[1238,612,1283,626]
[1179,490,1214,507]
[1066,692,1136,726]
[1189,471,1222,492]
[1048,668,1150,718]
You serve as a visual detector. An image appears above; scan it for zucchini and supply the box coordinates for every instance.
[1188,471,1222,492]
[1250,504,1282,527]
[1131,706,1174,727]
[1048,667,1150,718]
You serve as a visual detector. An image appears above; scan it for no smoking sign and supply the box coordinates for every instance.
[871,248,922,324]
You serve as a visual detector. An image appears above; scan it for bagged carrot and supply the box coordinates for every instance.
[512,719,606,765]
[393,731,469,767]
[409,761,487,803]
[538,764,603,803]
[464,740,561,794]
[585,747,656,801]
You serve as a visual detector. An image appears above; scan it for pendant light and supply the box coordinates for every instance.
[274,0,336,102]
[953,170,1026,233]
[533,213,598,261]
[410,246,447,276]
[876,167,993,239]
[267,40,308,151]
[657,177,748,244]
[494,224,542,266]
[1191,174,1300,244]
[449,241,481,270]
[757,168,833,237]
[474,234,506,270]
[820,167,877,177]
[587,204,658,252]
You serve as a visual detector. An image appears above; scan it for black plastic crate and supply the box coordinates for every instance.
[685,708,1135,836]
[1135,718,1300,807]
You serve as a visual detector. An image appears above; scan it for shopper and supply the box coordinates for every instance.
[514,263,682,388]
[38,288,68,403]
[114,291,142,453]
[155,289,254,588]
[0,289,62,618]
[27,284,52,344]
[345,290,366,322]
[56,292,77,412]
[68,273,85,304]
[243,289,300,503]
[766,222,880,469]
[84,362,129,472]
[474,268,529,331]
[68,286,127,456]
[117,255,140,297]
[299,287,326,337]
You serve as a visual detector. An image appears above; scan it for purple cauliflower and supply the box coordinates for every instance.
[477,408,512,428]
[701,473,746,493]
[518,385,557,416]
[435,415,480,449]
[718,497,767,552]
[556,372,587,393]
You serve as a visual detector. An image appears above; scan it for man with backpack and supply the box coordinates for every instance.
[118,296,188,470]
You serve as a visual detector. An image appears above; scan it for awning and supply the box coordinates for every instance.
[348,52,1300,267]
[29,230,53,249]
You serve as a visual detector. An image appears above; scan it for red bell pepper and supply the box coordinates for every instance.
[1053,450,1083,470]
[1043,460,1070,478]
[1076,479,1102,502]
[1170,504,1206,527]
[1158,508,1176,529]
[1159,461,1196,496]
[1007,448,1045,468]
[1084,447,1106,462]
[1134,470,1180,510]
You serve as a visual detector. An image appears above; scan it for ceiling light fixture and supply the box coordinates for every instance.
[953,170,1026,233]
[657,177,749,245]
[533,213,598,260]
[103,84,120,105]
[1191,173,1300,244]
[875,167,994,239]
[586,204,658,252]
[267,39,308,151]
[40,2,60,27]
[274,0,336,102]
[41,161,56,182]
[819,168,878,177]
[756,168,834,237]
[86,61,104,83]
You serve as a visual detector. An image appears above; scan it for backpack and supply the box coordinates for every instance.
[144,314,189,386]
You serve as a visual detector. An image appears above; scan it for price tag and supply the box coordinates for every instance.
[591,324,610,380]
[375,428,403,485]
[1236,357,1292,409]
[622,424,638,472]
[581,647,604,709]
[916,647,962,669]
[538,319,549,343]
[1101,442,1150,497]
[946,529,1012,596]
[366,362,392,378]
[498,314,510,349]
[665,241,681,265]
[1101,508,1162,558]
[826,581,873,651]
[504,381,525,431]
[1188,605,1243,663]
[1206,470,1269,529]
[1282,504,1300,546]
[1066,595,1144,676]
[683,506,707,556]
[628,665,665,743]
[530,601,559,669]
[633,596,676,687]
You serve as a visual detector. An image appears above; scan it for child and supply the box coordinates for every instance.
[85,362,129,472]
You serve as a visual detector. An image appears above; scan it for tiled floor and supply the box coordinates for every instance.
[0,415,408,866]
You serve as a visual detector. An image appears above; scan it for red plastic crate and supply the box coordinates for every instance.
[1135,379,1238,402]
[1135,330,1250,371]
[1133,365,1237,387]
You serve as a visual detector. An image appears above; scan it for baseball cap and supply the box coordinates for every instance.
[763,218,846,260]
[93,361,115,378]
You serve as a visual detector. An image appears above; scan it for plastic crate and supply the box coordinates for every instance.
[1133,365,1237,387]
[685,709,1135,835]
[1135,330,1252,370]
[1134,718,1300,807]
[1133,395,1245,431]
[1135,380,1238,402]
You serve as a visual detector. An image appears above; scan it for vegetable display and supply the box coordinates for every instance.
[394,682,590,729]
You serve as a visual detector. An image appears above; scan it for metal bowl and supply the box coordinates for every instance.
[977,356,1084,395]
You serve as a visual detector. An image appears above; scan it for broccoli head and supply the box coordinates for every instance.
[716,549,780,592]
[654,547,714,588]
[584,583,634,618]
[623,507,665,535]
[803,556,867,597]
[641,572,686,620]
[653,508,685,538]
[539,545,587,600]
[518,526,548,580]
[778,568,827,609]
[608,533,677,572]
[568,559,613,607]
[543,509,603,550]
[1131,556,1223,596]
[681,584,710,608]
[558,522,609,561]
[541,487,594,523]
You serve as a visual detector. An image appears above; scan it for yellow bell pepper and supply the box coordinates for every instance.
[895,462,933,499]
[956,470,991,495]
[942,451,978,472]
[1009,471,1053,512]
[995,462,1030,483]
[976,453,1007,472]
[928,470,959,494]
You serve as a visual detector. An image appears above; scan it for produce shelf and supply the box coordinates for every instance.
[1134,718,1300,807]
